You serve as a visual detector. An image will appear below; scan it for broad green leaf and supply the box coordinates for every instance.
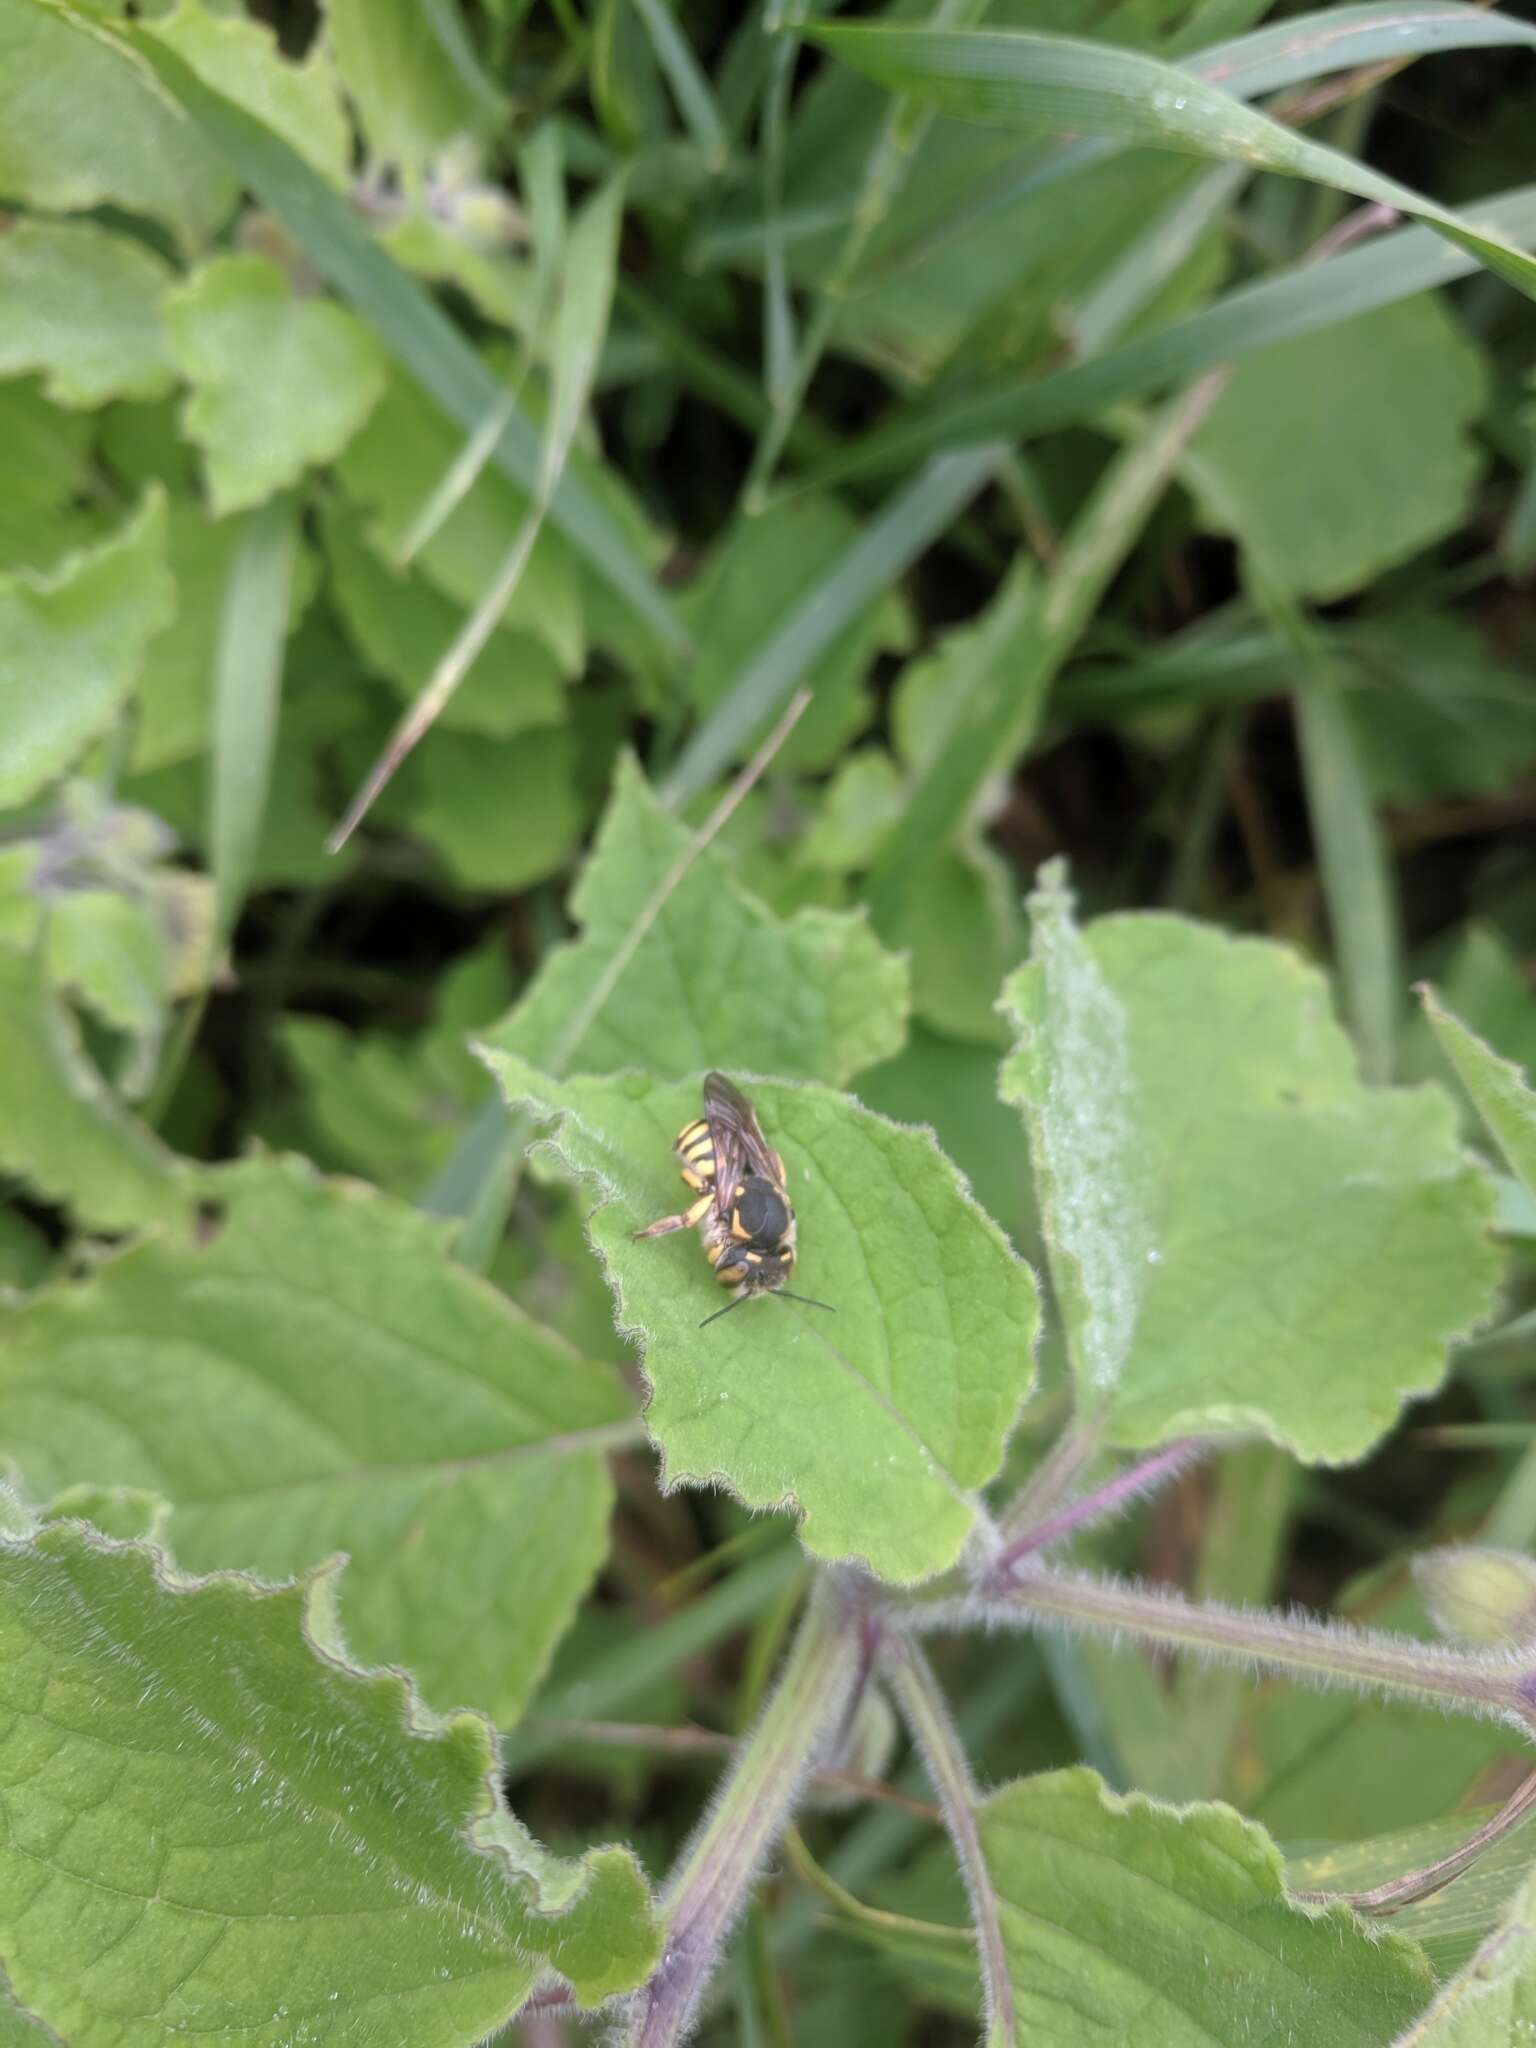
[0,1156,634,1723]
[1000,866,1501,1457]
[166,255,387,515]
[0,946,192,1234]
[0,1515,659,2043]
[857,1026,1036,1253]
[479,1060,1039,1583]
[384,722,585,891]
[480,751,909,1085]
[1421,991,1536,1201]
[322,502,567,738]
[148,0,350,185]
[0,490,173,807]
[977,1767,1432,2045]
[0,0,236,249]
[0,220,174,408]
[326,0,493,181]
[881,840,1024,1049]
[1185,298,1486,599]
[0,380,97,575]
[48,887,168,1093]
[805,22,1536,304]
[1393,1861,1536,2045]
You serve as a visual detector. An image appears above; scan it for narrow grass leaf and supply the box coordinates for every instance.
[208,491,297,945]
[804,22,1536,302]
[1421,991,1536,1201]
[661,445,1004,804]
[814,183,1536,483]
[629,0,728,167]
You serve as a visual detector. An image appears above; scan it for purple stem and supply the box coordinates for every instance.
[622,1574,865,2047]
[991,1438,1209,1580]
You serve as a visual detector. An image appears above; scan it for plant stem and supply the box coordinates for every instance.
[965,1567,1530,1726]
[991,1438,1211,1576]
[1295,1764,1536,1916]
[622,1573,865,2047]
[995,1413,1106,1544]
[882,1635,1016,2048]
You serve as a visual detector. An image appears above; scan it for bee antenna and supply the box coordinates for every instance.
[699,1294,752,1330]
[778,1290,835,1314]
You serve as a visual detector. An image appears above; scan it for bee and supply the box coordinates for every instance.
[633,1071,835,1329]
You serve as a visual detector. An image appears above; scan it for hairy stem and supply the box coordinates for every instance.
[996,1413,1106,1544]
[622,1573,865,2048]
[961,1566,1530,1727]
[882,1635,1016,2048]
[991,1438,1211,1576]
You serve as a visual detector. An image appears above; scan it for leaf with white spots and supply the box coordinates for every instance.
[1000,869,1501,1459]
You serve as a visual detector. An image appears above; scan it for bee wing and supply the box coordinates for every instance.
[703,1072,783,1207]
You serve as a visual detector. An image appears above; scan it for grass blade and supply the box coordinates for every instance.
[629,0,729,168]
[804,20,1536,302]
[332,175,627,846]
[661,445,1005,805]
[809,182,1536,483]
[208,492,297,942]
[1281,592,1403,1084]
[865,377,1227,918]
[84,10,686,656]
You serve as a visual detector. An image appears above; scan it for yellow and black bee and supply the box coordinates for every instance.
[633,1071,835,1329]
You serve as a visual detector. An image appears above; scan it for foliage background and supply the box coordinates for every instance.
[3,0,1536,2042]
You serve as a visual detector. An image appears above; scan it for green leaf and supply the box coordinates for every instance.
[976,1767,1432,2045]
[166,254,387,515]
[1421,990,1536,1202]
[1184,297,1486,599]
[661,448,1001,806]
[95,9,685,656]
[804,21,1536,304]
[0,489,173,807]
[148,0,350,185]
[0,945,193,1234]
[0,0,236,250]
[326,0,494,180]
[478,1060,1039,1583]
[0,1155,634,1723]
[0,1515,659,2043]
[480,751,909,1085]
[338,359,584,673]
[48,886,169,1092]
[322,501,567,738]
[812,183,1536,486]
[678,496,912,776]
[1393,1860,1536,2045]
[385,721,585,892]
[208,491,298,942]
[0,219,174,408]
[999,865,1501,1458]
[0,380,96,575]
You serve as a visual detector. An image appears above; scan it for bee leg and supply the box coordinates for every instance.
[633,1192,712,1241]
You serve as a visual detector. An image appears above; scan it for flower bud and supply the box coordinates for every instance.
[1414,1546,1536,1645]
